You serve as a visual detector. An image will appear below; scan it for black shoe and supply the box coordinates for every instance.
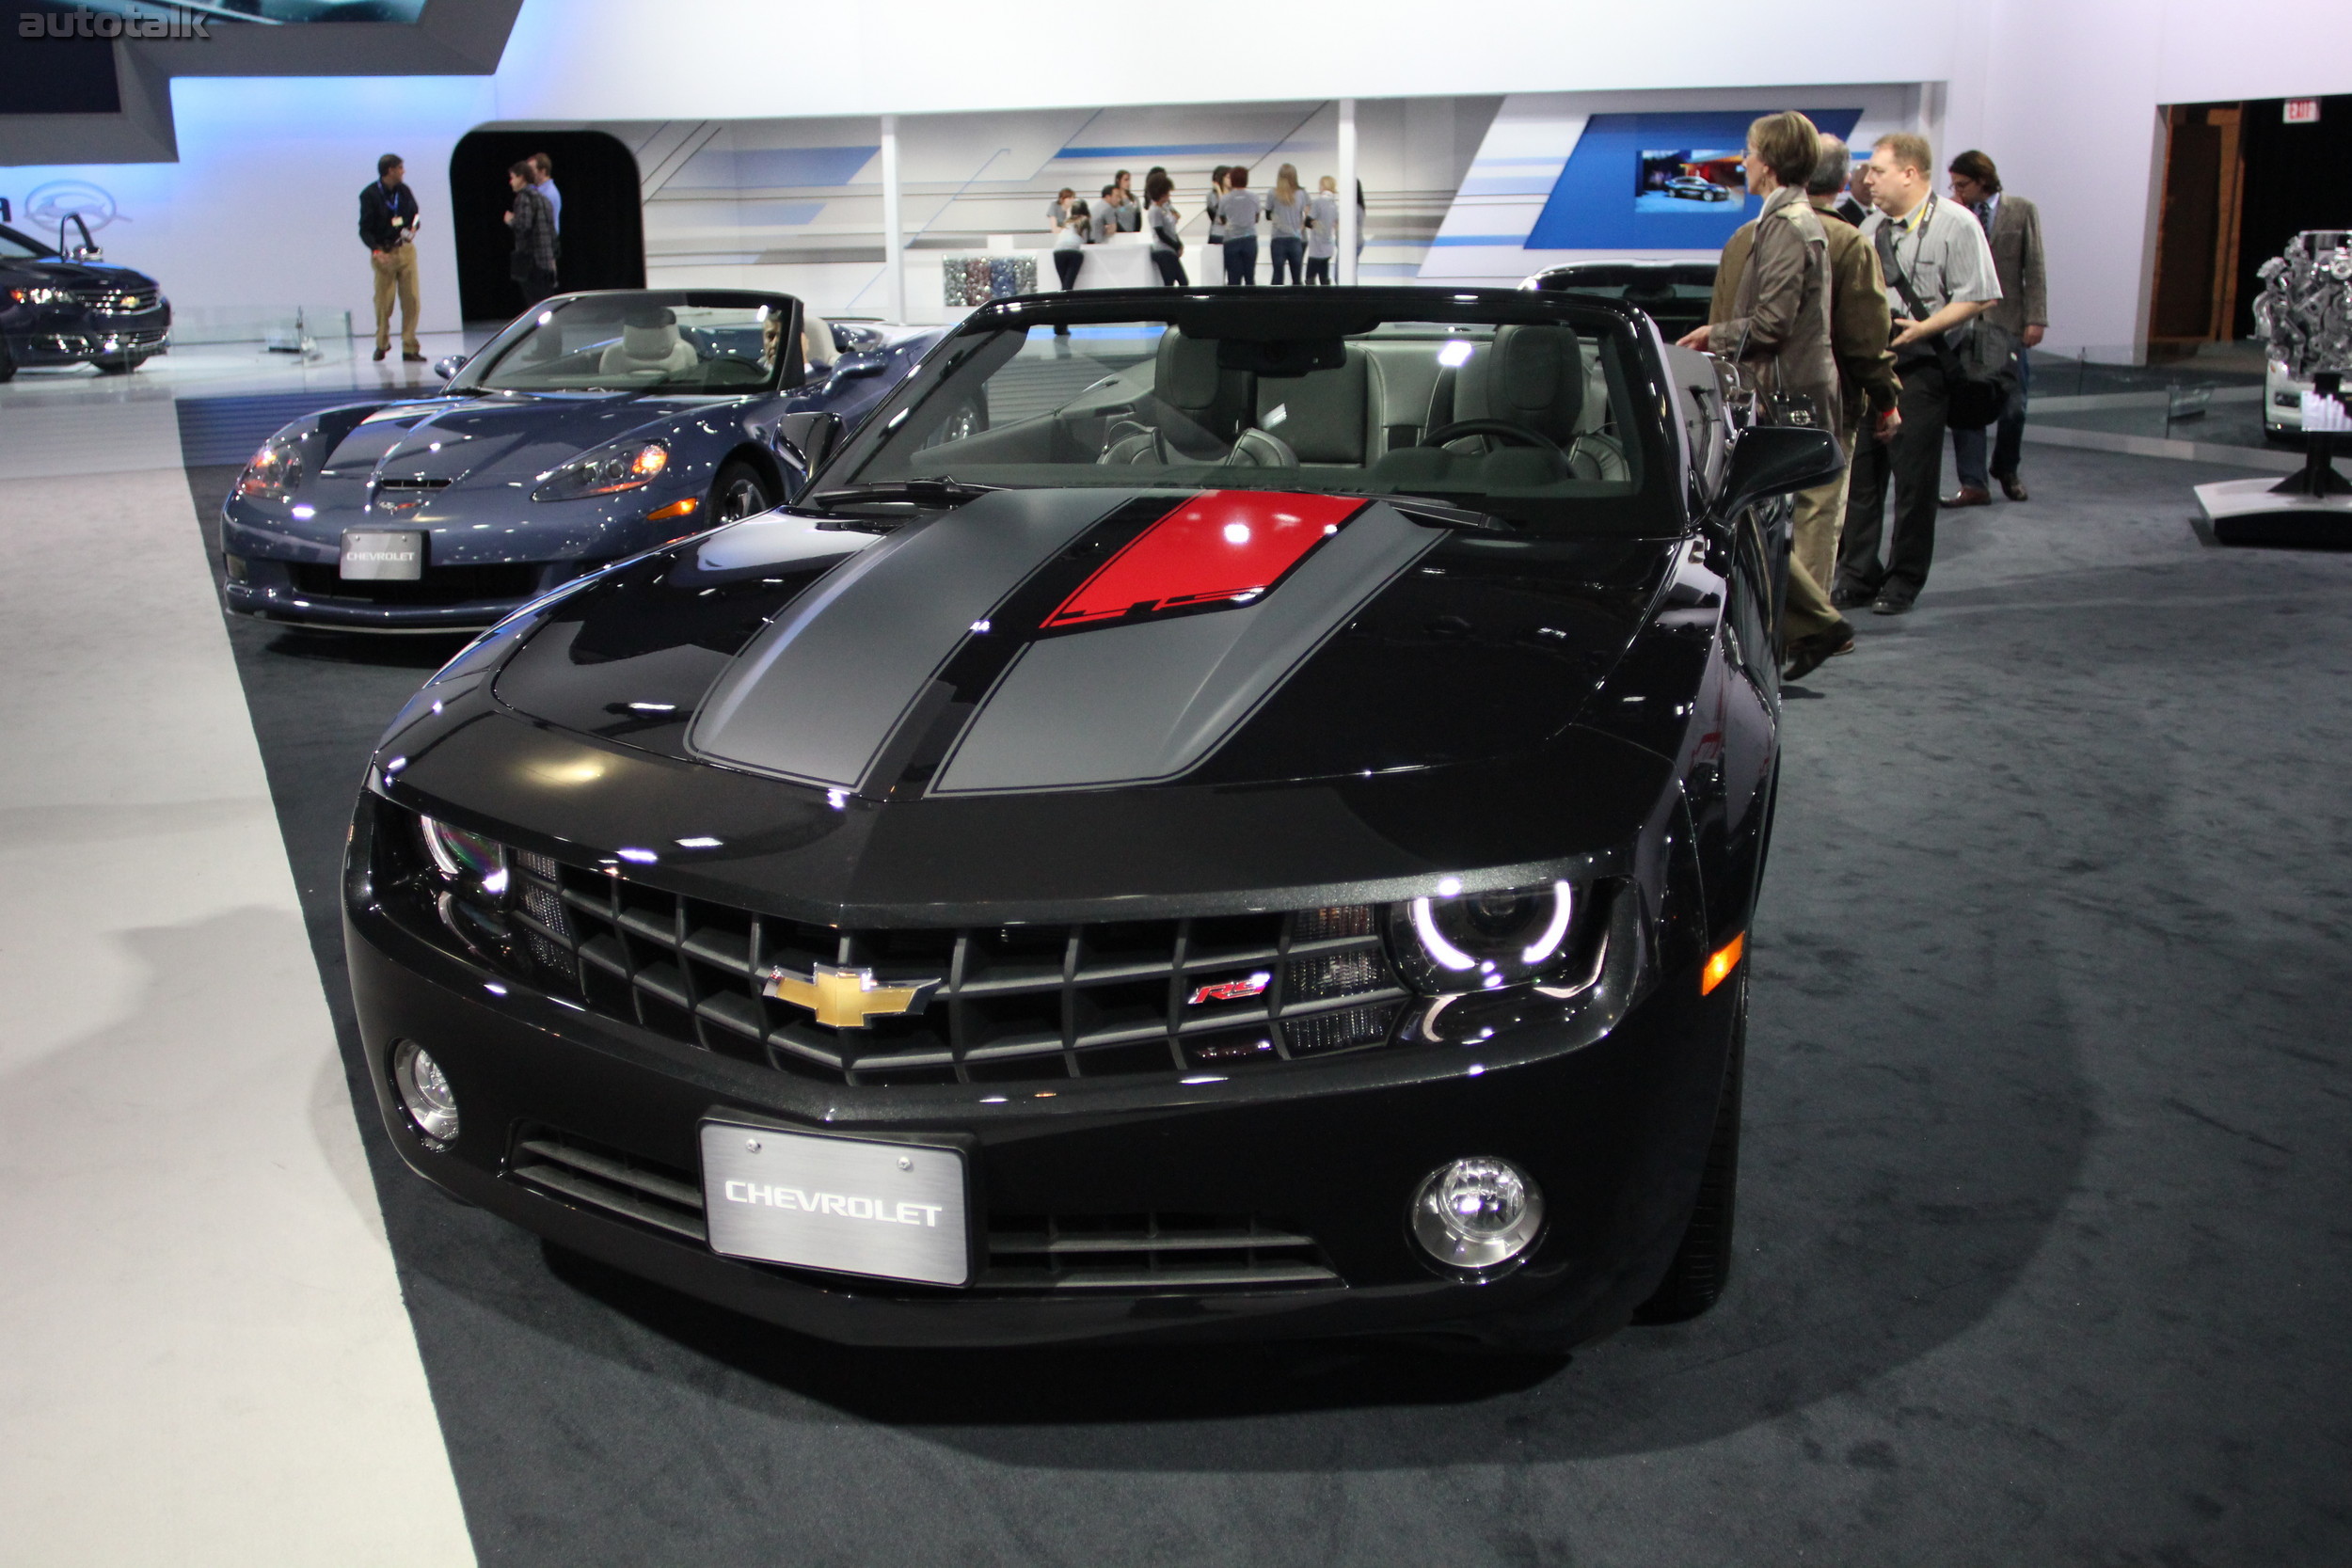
[372,346,389,362]
[1996,473,2028,501]
[1869,592,1914,616]
[402,351,428,363]
[1831,583,1876,610]
[1782,618,1855,682]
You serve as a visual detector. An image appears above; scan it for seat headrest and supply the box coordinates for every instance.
[1154,329,1250,455]
[1457,324,1584,444]
[621,321,681,360]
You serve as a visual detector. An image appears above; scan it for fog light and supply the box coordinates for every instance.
[390,1040,460,1146]
[1411,1156,1543,1273]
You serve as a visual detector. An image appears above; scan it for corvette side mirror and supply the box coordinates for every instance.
[772,410,844,486]
[832,351,890,380]
[433,353,469,382]
[1718,424,1843,518]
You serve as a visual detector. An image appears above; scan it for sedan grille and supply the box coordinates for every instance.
[490,851,1407,1086]
[506,1124,1341,1291]
[70,284,161,314]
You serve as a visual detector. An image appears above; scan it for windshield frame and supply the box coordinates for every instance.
[818,287,1685,535]
[0,224,60,261]
[446,289,807,399]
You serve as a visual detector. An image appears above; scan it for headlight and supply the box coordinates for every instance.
[1387,878,1586,994]
[8,286,69,306]
[419,814,510,901]
[236,434,305,501]
[532,439,670,500]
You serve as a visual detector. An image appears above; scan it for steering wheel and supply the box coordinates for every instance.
[1418,419,1566,458]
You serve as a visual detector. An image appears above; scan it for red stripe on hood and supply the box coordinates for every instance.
[1043,491,1366,629]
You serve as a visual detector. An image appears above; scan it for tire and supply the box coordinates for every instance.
[0,338,16,383]
[1632,975,1745,1324]
[709,458,775,524]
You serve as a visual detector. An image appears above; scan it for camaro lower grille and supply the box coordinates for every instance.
[506,1124,1340,1291]
[491,851,1406,1085]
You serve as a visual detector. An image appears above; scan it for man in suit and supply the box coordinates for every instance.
[1944,150,2047,504]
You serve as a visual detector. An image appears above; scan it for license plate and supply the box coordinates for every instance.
[699,1121,972,1287]
[340,529,423,580]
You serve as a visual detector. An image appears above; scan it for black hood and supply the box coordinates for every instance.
[490,489,1677,794]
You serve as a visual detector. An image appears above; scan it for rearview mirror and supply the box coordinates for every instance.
[1718,424,1843,519]
[432,354,469,382]
[772,411,844,488]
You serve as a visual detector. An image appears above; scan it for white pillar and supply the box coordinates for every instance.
[1337,98,1359,287]
[881,114,907,325]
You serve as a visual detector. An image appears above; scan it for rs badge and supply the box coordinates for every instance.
[764,963,939,1028]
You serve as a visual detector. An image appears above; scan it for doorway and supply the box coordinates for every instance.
[449,129,644,325]
[2149,96,2352,354]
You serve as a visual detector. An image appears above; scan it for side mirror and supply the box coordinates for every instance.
[771,410,844,487]
[432,353,469,382]
[1718,424,1843,519]
[832,351,890,381]
[61,213,102,263]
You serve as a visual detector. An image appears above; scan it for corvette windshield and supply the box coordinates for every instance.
[834,302,1668,531]
[464,296,787,395]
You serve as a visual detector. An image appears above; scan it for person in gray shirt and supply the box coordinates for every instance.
[1305,175,1340,283]
[1263,163,1310,284]
[1145,171,1187,286]
[1113,168,1142,232]
[1218,167,1262,286]
[1834,131,2001,615]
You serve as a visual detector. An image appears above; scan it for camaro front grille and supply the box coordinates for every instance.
[506,1124,1341,1291]
[485,850,1407,1085]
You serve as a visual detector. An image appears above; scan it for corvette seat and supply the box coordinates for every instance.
[599,312,700,377]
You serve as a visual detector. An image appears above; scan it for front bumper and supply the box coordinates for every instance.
[5,316,170,366]
[345,825,1736,1350]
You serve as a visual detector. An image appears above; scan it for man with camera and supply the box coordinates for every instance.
[1834,132,2000,616]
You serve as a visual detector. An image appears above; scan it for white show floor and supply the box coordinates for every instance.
[0,409,472,1562]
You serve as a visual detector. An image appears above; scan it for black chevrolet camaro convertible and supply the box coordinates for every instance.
[345,287,1839,1351]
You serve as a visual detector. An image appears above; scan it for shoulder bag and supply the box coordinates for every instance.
[1873,199,2018,431]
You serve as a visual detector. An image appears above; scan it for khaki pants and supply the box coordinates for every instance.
[1781,433,1854,645]
[371,245,420,354]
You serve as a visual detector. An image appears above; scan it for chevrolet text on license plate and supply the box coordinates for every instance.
[699,1121,972,1286]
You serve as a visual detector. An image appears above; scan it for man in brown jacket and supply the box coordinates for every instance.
[1944,150,2046,503]
[1704,132,1899,675]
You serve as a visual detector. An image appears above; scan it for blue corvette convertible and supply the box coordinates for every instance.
[219,289,942,631]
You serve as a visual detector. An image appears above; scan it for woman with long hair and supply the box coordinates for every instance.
[1144,172,1188,287]
[1219,166,1261,286]
[1265,163,1309,285]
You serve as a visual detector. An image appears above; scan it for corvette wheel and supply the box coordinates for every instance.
[710,459,774,523]
[1632,974,1745,1324]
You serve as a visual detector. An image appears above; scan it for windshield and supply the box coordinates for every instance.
[0,226,57,261]
[833,299,1671,531]
[462,293,790,396]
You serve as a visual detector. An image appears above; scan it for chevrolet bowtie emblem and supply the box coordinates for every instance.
[763,963,939,1028]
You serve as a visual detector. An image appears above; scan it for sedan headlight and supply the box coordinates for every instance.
[236,434,305,501]
[8,285,69,306]
[1388,878,1588,994]
[532,439,670,500]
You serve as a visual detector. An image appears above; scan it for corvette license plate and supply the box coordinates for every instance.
[340,529,422,580]
[699,1121,971,1287]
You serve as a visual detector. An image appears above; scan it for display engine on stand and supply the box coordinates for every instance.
[2199,230,2352,543]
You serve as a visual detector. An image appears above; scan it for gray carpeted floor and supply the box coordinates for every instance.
[187,446,2352,1566]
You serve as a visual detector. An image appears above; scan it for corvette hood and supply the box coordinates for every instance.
[319,393,709,489]
[492,488,1679,797]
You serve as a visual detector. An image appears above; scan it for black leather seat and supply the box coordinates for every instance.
[1100,330,1297,467]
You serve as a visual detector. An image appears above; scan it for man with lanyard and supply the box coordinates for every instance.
[358,153,425,364]
[1833,132,1999,616]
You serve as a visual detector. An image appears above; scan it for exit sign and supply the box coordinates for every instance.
[2284,99,2320,124]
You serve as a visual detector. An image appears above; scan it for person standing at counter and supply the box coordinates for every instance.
[1264,164,1309,285]
[1050,199,1089,336]
[359,153,424,364]
[1219,167,1262,286]
[1113,168,1142,232]
[1092,185,1124,244]
[1206,166,1232,268]
[1046,187,1077,232]
[1146,173,1187,286]
[1305,175,1340,284]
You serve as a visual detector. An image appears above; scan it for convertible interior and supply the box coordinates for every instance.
[885,324,1642,506]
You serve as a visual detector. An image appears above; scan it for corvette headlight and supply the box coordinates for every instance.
[236,434,305,501]
[8,285,69,306]
[532,439,670,500]
[1388,878,1586,994]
